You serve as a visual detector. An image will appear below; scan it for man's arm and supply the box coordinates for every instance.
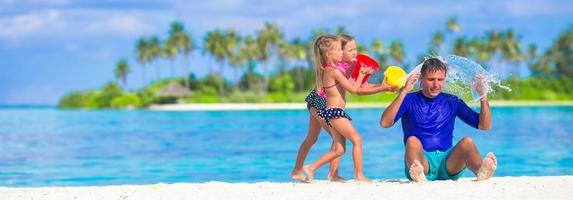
[478,95,491,130]
[475,74,492,130]
[380,73,419,128]
[380,90,407,128]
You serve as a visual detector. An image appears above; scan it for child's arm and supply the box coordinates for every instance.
[356,79,399,96]
[356,84,391,95]
[330,67,372,94]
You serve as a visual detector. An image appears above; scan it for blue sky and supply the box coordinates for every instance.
[1,0,572,105]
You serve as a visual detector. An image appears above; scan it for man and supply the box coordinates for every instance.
[380,58,497,182]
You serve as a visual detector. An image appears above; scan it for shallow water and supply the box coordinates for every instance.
[0,106,572,186]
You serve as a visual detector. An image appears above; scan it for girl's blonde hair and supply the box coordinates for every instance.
[313,35,340,89]
[338,34,355,50]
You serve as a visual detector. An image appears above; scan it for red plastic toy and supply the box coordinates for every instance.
[351,54,380,84]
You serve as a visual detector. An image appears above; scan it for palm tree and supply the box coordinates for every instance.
[501,29,523,63]
[223,29,240,88]
[204,29,227,96]
[431,31,445,53]
[469,37,490,62]
[334,26,348,35]
[239,35,261,91]
[203,29,240,96]
[442,17,461,54]
[115,58,131,89]
[486,30,502,57]
[389,40,405,65]
[167,21,194,88]
[370,39,388,82]
[225,31,243,85]
[493,29,523,78]
[526,44,542,76]
[280,38,307,91]
[148,36,162,80]
[256,22,283,93]
[447,17,461,33]
[540,26,573,78]
[277,41,291,73]
[371,39,388,67]
[303,28,329,78]
[135,38,149,85]
[357,43,369,54]
[163,36,178,78]
[453,38,469,57]
[228,48,246,86]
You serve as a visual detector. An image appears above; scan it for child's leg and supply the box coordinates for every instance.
[329,118,369,182]
[328,137,346,181]
[303,131,346,183]
[308,108,346,181]
[291,113,322,181]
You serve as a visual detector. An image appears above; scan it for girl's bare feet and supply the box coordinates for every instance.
[291,169,306,182]
[409,160,427,182]
[354,175,372,183]
[328,174,346,182]
[302,165,314,183]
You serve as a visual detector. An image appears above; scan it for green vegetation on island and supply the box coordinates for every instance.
[58,18,573,109]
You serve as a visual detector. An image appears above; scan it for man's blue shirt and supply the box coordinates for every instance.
[394,91,480,151]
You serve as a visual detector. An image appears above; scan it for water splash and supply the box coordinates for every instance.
[405,55,511,101]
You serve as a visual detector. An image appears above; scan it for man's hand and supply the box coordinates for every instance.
[473,74,488,101]
[401,72,420,93]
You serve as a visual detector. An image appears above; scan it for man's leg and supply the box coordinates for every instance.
[405,136,428,182]
[446,137,497,181]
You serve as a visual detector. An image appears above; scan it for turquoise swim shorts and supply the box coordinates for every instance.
[404,148,465,181]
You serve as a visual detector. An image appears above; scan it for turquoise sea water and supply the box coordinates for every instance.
[1,106,572,186]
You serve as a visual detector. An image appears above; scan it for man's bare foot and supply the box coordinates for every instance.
[302,166,314,183]
[327,174,346,182]
[409,160,427,182]
[477,152,497,181]
[291,169,306,182]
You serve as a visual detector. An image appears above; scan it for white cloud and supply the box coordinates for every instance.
[85,13,154,36]
[0,9,64,38]
[0,8,159,40]
[3,0,570,41]
[0,0,70,7]
[63,43,113,60]
[506,0,573,16]
[0,0,71,12]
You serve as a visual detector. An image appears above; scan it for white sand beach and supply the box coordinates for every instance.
[1,176,571,200]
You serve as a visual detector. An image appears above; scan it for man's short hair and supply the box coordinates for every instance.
[421,58,448,77]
